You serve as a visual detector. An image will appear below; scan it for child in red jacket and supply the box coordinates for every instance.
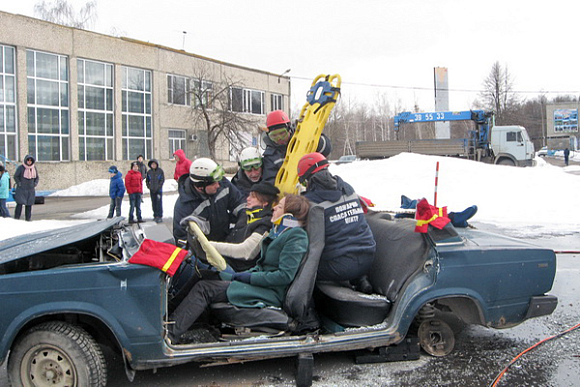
[125,162,143,223]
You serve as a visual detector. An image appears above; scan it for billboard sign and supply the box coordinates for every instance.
[553,109,578,133]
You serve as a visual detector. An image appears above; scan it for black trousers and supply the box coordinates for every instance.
[14,204,32,221]
[170,280,230,339]
[317,252,375,282]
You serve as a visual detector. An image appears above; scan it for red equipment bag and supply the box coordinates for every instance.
[128,239,188,276]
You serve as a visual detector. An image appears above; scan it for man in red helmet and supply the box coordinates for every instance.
[297,152,376,293]
[262,110,332,184]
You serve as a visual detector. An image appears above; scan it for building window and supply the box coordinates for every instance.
[26,50,70,161]
[271,93,283,111]
[168,129,186,158]
[78,59,114,160]
[167,74,189,106]
[230,87,264,115]
[122,66,152,160]
[191,79,213,108]
[0,45,17,162]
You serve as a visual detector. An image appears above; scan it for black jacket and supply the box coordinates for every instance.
[146,159,165,193]
[304,171,376,263]
[262,133,332,185]
[231,168,259,199]
[172,177,246,243]
[223,207,273,271]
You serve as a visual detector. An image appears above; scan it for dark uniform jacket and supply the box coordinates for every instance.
[304,171,376,266]
[262,133,332,185]
[172,177,246,243]
[231,168,259,199]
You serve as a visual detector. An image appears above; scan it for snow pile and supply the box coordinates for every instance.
[330,153,580,238]
[2,153,579,241]
[50,178,178,197]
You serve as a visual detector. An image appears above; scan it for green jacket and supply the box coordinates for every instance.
[226,226,308,309]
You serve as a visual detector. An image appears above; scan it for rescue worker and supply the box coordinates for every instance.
[262,110,332,184]
[231,147,263,199]
[172,157,245,246]
[298,152,376,293]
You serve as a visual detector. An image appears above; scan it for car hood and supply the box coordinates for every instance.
[0,218,123,264]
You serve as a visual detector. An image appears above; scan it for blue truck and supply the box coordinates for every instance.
[0,212,557,386]
[356,110,536,167]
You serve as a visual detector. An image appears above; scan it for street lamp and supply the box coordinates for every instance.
[277,68,291,83]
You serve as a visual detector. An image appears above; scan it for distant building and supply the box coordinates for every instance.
[0,11,290,189]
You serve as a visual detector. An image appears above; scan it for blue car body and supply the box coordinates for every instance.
[0,216,557,384]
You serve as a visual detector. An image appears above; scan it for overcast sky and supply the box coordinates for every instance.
[3,0,580,113]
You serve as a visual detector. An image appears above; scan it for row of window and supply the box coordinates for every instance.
[0,44,285,162]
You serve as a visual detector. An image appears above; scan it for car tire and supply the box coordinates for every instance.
[8,321,107,387]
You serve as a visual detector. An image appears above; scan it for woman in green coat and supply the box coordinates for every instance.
[169,194,310,344]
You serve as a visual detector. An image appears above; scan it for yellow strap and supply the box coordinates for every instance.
[162,247,182,272]
[416,208,444,227]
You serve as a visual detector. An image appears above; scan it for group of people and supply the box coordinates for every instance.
[107,155,166,223]
[168,110,376,344]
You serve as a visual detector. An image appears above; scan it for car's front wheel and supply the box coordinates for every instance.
[8,321,107,387]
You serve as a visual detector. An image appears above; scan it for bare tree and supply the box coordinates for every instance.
[184,63,259,160]
[478,61,519,124]
[34,0,97,29]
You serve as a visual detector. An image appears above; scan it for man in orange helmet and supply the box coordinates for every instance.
[262,110,332,184]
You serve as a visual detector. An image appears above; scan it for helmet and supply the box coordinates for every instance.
[297,152,329,184]
[189,158,225,185]
[238,147,263,170]
[266,110,290,130]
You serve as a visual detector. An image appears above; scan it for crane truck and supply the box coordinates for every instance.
[356,110,535,166]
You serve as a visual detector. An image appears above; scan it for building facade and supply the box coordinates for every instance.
[0,11,291,189]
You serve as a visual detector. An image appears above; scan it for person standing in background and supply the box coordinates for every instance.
[146,159,165,223]
[173,149,192,183]
[125,162,144,223]
[13,155,39,221]
[107,166,125,219]
[136,155,147,180]
[0,164,10,218]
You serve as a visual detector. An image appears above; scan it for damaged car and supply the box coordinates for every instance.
[0,209,557,387]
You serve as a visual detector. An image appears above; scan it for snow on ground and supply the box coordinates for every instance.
[50,178,178,197]
[1,153,579,241]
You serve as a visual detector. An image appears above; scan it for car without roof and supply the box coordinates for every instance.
[0,211,557,386]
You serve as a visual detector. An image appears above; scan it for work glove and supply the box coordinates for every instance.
[231,272,252,284]
[180,215,210,235]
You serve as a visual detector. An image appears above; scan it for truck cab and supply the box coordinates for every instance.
[490,125,535,167]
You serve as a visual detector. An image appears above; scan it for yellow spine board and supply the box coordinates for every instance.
[275,74,341,196]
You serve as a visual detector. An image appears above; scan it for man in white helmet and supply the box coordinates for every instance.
[231,147,263,199]
[172,158,246,246]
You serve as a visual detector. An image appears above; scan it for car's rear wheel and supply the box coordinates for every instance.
[417,318,455,357]
[8,321,107,387]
